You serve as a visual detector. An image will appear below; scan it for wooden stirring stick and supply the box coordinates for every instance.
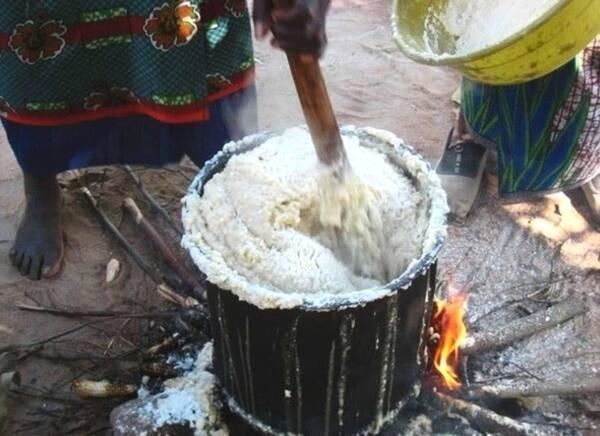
[273,0,348,169]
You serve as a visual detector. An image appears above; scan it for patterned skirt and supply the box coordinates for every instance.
[0,1,256,175]
[3,86,257,175]
[463,37,600,199]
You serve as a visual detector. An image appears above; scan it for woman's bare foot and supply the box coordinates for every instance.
[9,174,64,280]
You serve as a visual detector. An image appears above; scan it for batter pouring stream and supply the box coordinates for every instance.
[317,160,387,280]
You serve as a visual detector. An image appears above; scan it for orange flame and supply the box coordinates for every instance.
[432,295,467,390]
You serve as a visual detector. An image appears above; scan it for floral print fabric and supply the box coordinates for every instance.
[0,1,254,125]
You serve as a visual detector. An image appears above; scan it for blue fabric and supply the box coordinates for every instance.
[462,56,597,197]
[3,86,257,176]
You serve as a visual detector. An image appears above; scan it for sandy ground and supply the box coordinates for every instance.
[0,1,598,434]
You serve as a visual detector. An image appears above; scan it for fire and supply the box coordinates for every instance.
[432,294,467,390]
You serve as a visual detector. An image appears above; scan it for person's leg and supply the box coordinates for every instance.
[2,115,189,281]
[436,109,489,219]
[9,173,63,280]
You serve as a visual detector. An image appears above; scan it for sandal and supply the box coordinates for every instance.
[436,128,488,218]
[581,174,600,225]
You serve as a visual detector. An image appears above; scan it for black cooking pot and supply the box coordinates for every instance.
[183,127,447,435]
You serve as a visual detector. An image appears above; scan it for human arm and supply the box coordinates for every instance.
[252,0,331,57]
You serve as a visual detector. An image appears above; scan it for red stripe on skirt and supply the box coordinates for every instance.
[2,69,255,126]
[64,16,146,45]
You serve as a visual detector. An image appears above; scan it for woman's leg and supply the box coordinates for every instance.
[3,87,256,280]
[2,115,188,281]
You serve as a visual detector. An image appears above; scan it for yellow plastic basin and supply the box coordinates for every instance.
[392,0,600,85]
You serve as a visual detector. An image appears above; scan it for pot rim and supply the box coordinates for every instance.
[182,126,448,312]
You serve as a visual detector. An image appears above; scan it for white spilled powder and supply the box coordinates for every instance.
[167,353,196,372]
[138,343,228,435]
[145,389,200,427]
[421,0,558,57]
[182,126,448,309]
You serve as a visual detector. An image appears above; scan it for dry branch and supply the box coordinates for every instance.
[145,337,177,356]
[462,300,586,355]
[429,391,532,436]
[123,197,203,299]
[123,165,183,236]
[156,283,198,307]
[470,377,600,399]
[82,187,161,284]
[17,304,175,319]
[0,319,110,354]
[35,351,136,363]
[82,187,192,307]
[1,371,20,429]
[72,379,137,399]
[141,362,178,378]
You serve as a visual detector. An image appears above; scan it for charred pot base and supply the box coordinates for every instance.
[206,264,436,436]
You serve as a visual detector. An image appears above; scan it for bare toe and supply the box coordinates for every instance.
[29,256,44,281]
[41,249,63,279]
[13,251,24,269]
[19,256,32,276]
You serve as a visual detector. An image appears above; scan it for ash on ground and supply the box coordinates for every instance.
[111,342,229,436]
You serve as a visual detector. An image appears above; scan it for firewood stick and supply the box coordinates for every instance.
[156,283,193,307]
[1,319,116,354]
[429,391,532,436]
[145,337,177,356]
[141,362,178,378]
[123,165,184,236]
[81,187,189,307]
[1,371,20,429]
[82,188,161,283]
[462,300,587,355]
[123,197,202,299]
[16,303,175,319]
[72,379,137,399]
[469,377,600,399]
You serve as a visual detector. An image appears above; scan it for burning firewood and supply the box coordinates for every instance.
[429,295,590,401]
[428,295,468,389]
[428,391,532,436]
[461,300,587,355]
[470,377,600,399]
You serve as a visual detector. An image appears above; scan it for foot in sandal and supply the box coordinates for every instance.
[581,174,600,224]
[436,127,488,219]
